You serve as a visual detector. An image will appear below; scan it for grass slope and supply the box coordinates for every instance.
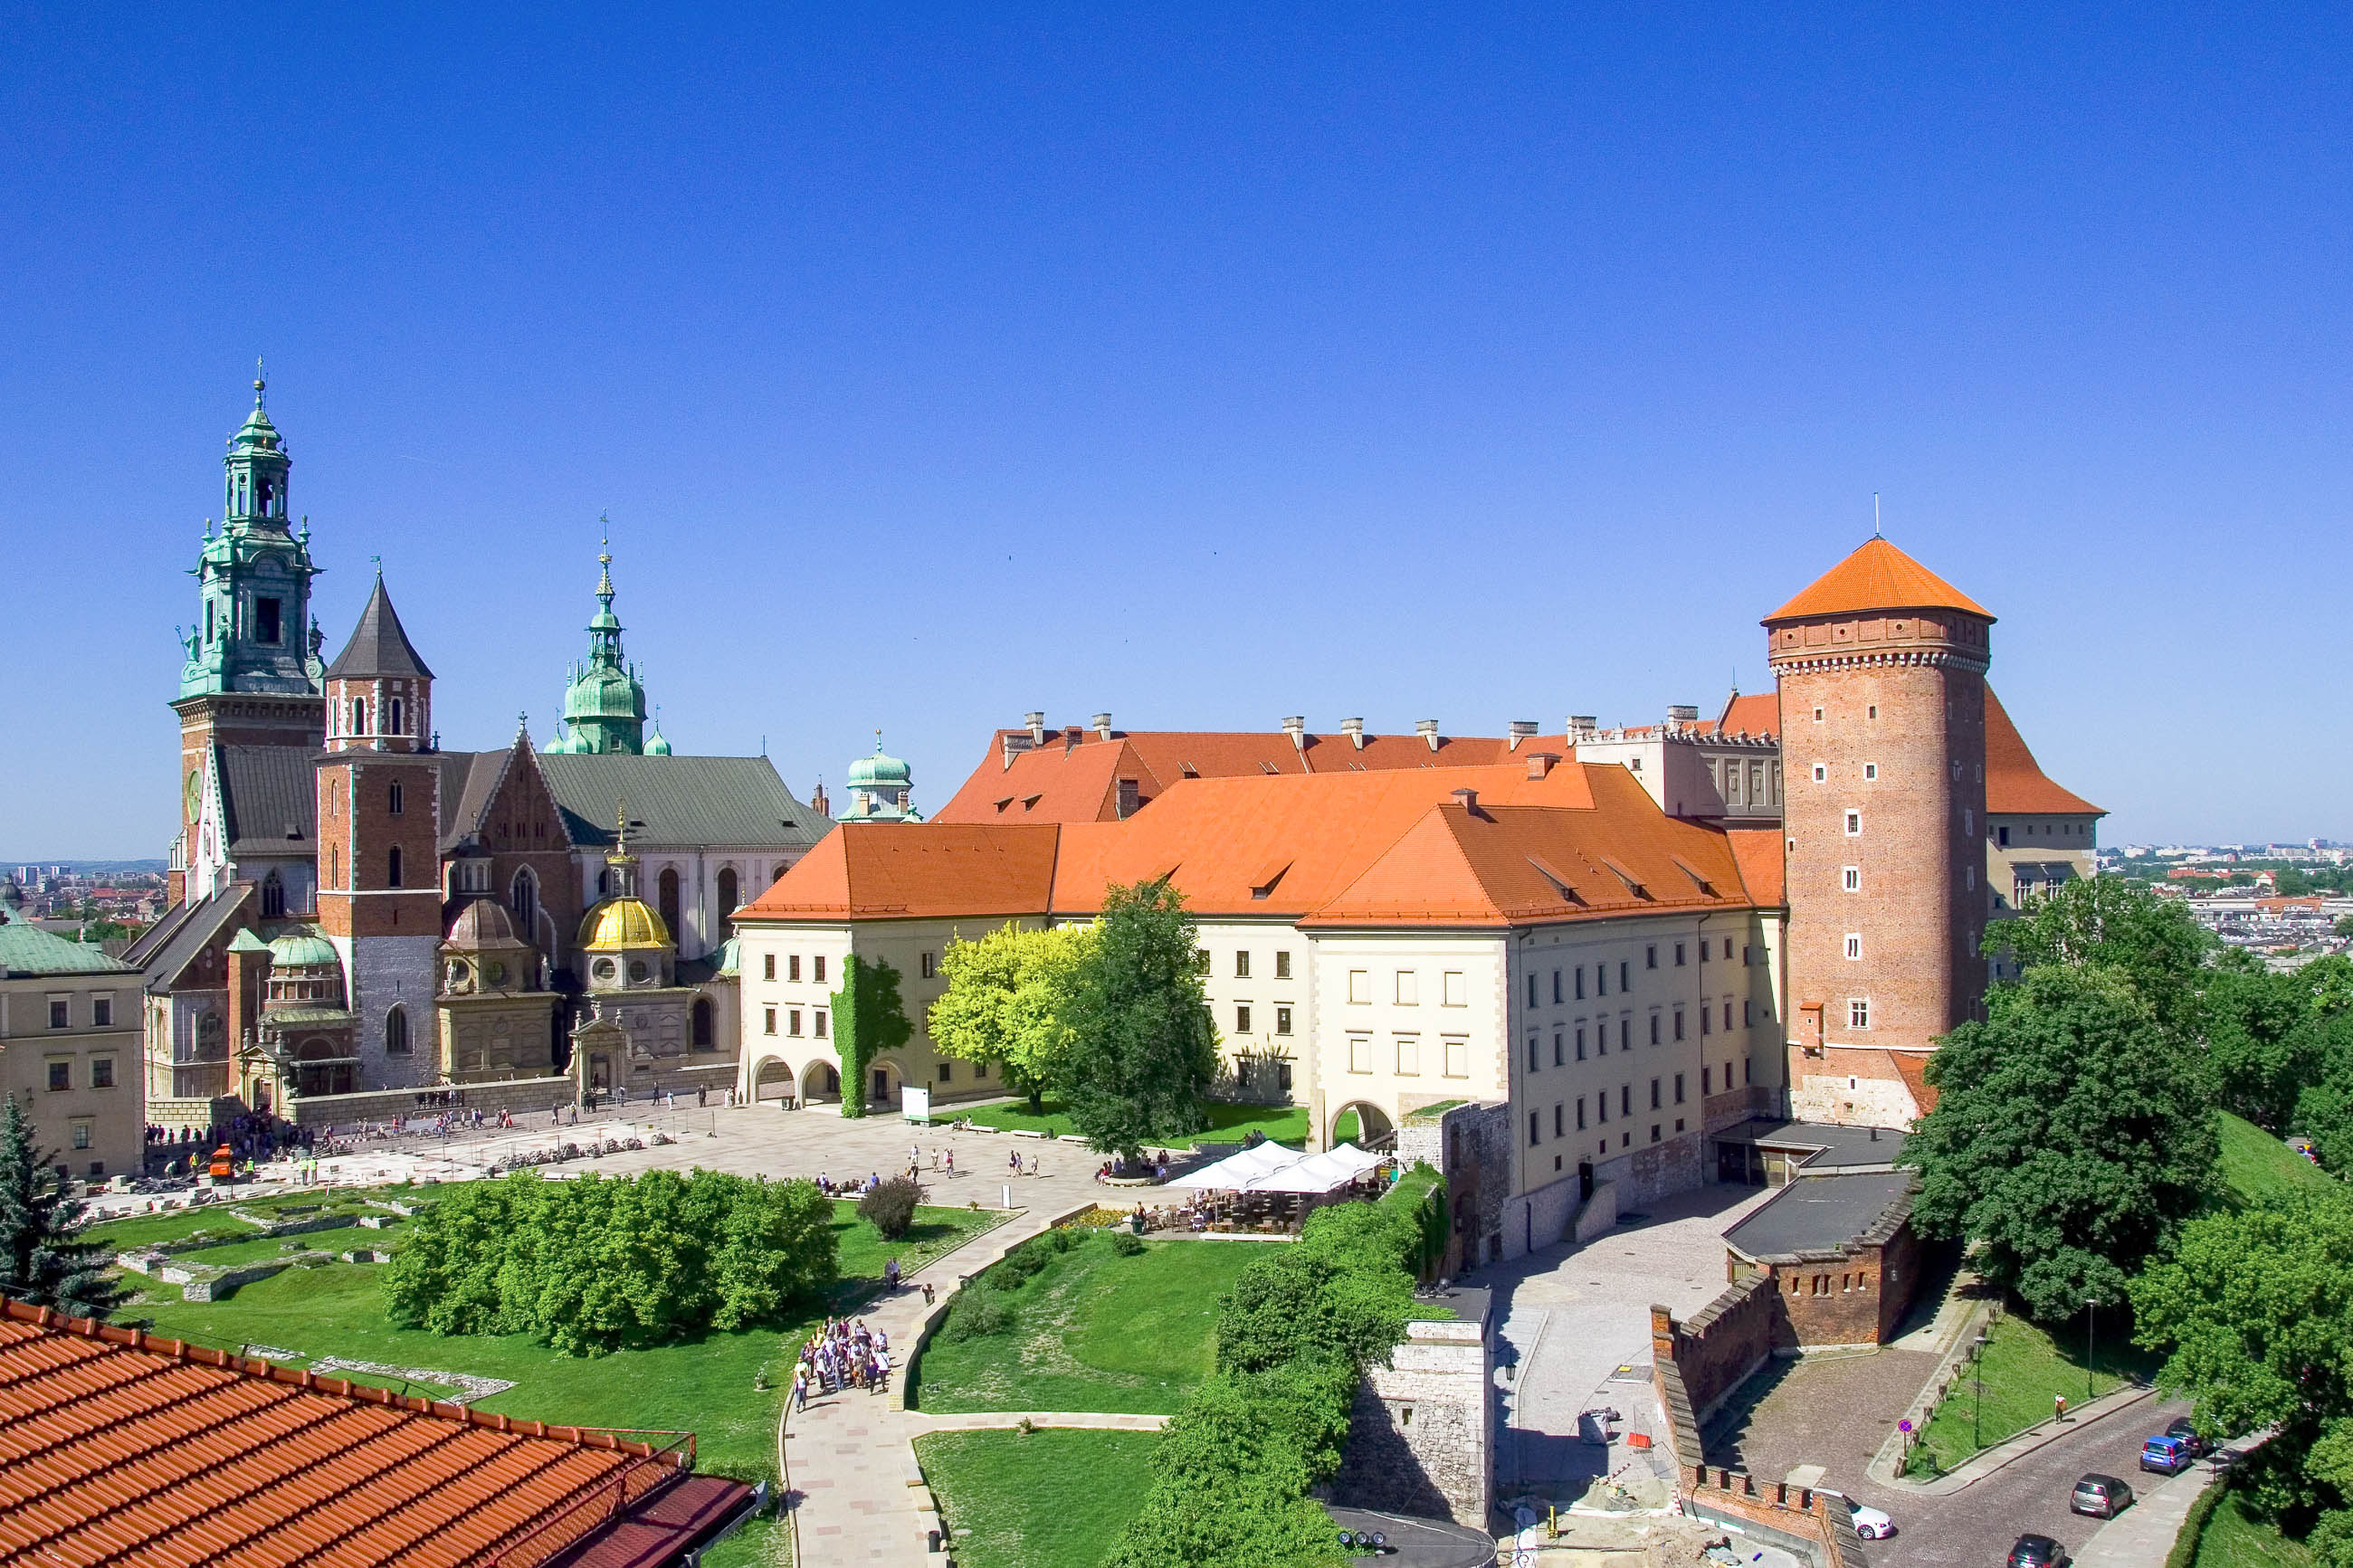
[2216,1112,2333,1205]
[1910,1310,2159,1473]
[937,1098,1310,1148]
[915,1429,1160,1568]
[2193,1488,2319,1568]
[912,1233,1253,1415]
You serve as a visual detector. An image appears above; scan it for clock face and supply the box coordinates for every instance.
[185,767,202,817]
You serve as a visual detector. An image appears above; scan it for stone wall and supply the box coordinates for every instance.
[1764,1213,1923,1349]
[1652,1274,1778,1426]
[1682,1465,1869,1568]
[1397,1100,1511,1272]
[280,1074,576,1128]
[1330,1313,1492,1526]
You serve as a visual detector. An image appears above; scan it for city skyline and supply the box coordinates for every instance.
[7,6,2350,852]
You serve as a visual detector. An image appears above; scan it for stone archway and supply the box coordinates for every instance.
[867,1058,904,1111]
[800,1060,842,1103]
[1330,1100,1396,1151]
[752,1056,795,1103]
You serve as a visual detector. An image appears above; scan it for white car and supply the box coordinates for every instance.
[1845,1501,1896,1541]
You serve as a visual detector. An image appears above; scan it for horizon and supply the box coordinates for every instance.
[6,7,2348,854]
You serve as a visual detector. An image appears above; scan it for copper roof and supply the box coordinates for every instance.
[0,1298,702,1568]
[1763,537,1993,623]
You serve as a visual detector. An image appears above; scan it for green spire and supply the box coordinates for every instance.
[549,522,649,754]
[179,369,321,699]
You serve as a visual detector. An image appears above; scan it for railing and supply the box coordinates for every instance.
[484,1430,695,1568]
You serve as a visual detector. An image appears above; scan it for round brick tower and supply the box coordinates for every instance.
[1765,537,1994,1127]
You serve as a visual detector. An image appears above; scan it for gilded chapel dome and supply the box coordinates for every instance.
[578,897,672,953]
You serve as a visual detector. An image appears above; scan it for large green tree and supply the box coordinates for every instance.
[1060,879,1220,1161]
[1994,876,2213,1032]
[1906,964,2215,1320]
[926,922,1094,1111]
[2205,955,2334,1134]
[0,1095,127,1320]
[831,954,913,1118]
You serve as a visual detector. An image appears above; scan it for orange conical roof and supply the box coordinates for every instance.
[1764,537,1993,624]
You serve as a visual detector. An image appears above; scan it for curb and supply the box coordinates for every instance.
[1880,1384,2158,1496]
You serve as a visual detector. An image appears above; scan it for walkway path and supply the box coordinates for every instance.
[903,1411,1171,1433]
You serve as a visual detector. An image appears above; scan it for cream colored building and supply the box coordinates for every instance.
[0,918,143,1182]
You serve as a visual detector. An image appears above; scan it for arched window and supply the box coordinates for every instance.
[691,997,713,1050]
[261,870,284,919]
[387,845,403,887]
[718,869,738,930]
[510,868,538,939]
[388,697,405,735]
[659,868,681,940]
[350,697,367,735]
[385,1004,411,1056]
[329,847,339,888]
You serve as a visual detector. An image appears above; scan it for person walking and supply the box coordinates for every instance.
[885,1257,901,1293]
[792,1364,809,1414]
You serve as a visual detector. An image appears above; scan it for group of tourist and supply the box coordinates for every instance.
[812,1172,894,1197]
[1091,1151,1174,1184]
[791,1317,890,1408]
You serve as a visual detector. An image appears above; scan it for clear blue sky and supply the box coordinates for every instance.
[4,5,2347,858]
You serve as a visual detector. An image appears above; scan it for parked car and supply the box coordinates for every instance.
[1845,1501,1896,1541]
[2141,1435,2195,1475]
[2166,1418,2212,1459]
[2008,1534,2069,1568]
[2072,1474,2135,1518]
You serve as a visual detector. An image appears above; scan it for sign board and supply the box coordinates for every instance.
[900,1085,931,1124]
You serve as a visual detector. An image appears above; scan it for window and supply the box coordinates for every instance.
[1811,764,1826,782]
[1553,1103,1564,1137]
[91,996,111,1028]
[1576,966,1586,1000]
[1396,1036,1418,1074]
[764,1007,777,1035]
[1723,938,1733,960]
[1745,1000,1754,1027]
[1527,1036,1539,1071]
[1349,1035,1371,1073]
[90,1058,114,1088]
[1651,1079,1661,1109]
[1700,1004,1711,1036]
[1595,964,1606,998]
[1744,1057,1752,1084]
[1576,1026,1586,1060]
[1552,969,1562,1004]
[1552,1031,1563,1067]
[1645,945,1657,970]
[1674,1010,1685,1041]
[764,954,776,981]
[1864,764,1878,781]
[1235,1005,1253,1033]
[1621,1085,1632,1116]
[350,697,367,734]
[1195,949,1212,974]
[1274,951,1291,979]
[388,781,405,815]
[1619,961,1631,991]
[1844,933,1862,960]
[1596,1091,1608,1124]
[71,1123,90,1150]
[718,868,739,927]
[1704,1066,1712,1094]
[1577,1097,1587,1129]
[938,1062,953,1083]
[1620,1019,1631,1050]
[790,1009,804,1035]
[1443,1037,1468,1077]
[1868,704,1878,719]
[1234,951,1250,979]
[1396,971,1418,1005]
[1674,1072,1685,1104]
[48,998,68,1030]
[1813,706,1824,722]
[1348,970,1369,1003]
[814,956,826,984]
[1652,1125,1662,1144]
[1649,1014,1660,1046]
[386,1005,411,1055]
[1529,1112,1541,1147]
[1843,866,1861,892]
[47,1060,70,1091]
[788,955,802,982]
[1527,974,1538,1007]
[814,1009,828,1038]
[387,846,404,887]
[1997,824,2011,847]
[388,697,405,735]
[921,951,936,980]
[1844,810,1862,836]
[1850,999,1870,1029]
[1443,972,1467,1007]
[1276,1006,1292,1035]
[256,595,281,643]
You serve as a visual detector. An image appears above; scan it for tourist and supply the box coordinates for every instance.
[792,1364,809,1413]
[921,1281,936,1307]
[872,1346,889,1393]
[885,1258,901,1293]
[944,1149,954,1177]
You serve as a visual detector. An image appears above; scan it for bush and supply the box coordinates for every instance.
[1044,1225,1083,1252]
[858,1177,922,1240]
[1108,1231,1145,1256]
[939,1290,1018,1344]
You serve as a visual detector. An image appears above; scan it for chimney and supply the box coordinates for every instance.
[1341,717,1367,749]
[1416,718,1441,752]
[1091,712,1112,741]
[1567,716,1598,744]
[1450,787,1485,818]
[1063,726,1082,755]
[1526,752,1559,780]
[1668,704,1700,736]
[1508,720,1538,752]
[1026,711,1047,746]
[1281,716,1306,751]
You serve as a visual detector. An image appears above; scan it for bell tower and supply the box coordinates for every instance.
[545,533,650,755]
[169,370,326,903]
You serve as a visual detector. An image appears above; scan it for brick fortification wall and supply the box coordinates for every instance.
[1330,1315,1492,1527]
[1683,1467,1869,1568]
[1769,1214,1922,1349]
[1652,1275,1778,1427]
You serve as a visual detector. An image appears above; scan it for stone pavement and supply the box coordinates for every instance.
[2078,1434,2266,1568]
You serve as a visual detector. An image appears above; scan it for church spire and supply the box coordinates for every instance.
[548,522,649,754]
[180,371,320,698]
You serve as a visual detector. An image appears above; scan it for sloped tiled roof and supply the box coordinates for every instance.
[1725,827,1787,908]
[0,1298,710,1568]
[324,576,434,680]
[0,921,136,977]
[1709,692,1780,740]
[536,754,825,850]
[1984,689,2103,816]
[220,745,319,857]
[738,823,1062,920]
[1764,537,1993,623]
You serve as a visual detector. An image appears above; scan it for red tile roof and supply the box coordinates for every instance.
[1710,692,1779,740]
[1725,827,1787,908]
[1764,537,1993,623]
[1983,689,2103,817]
[737,822,1061,921]
[0,1298,708,1568]
[1891,1052,1939,1117]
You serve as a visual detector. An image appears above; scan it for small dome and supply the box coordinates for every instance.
[578,897,672,952]
[268,932,338,969]
[445,897,519,946]
[644,725,673,756]
[848,744,910,788]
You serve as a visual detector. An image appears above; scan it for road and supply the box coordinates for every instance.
[1847,1394,2190,1568]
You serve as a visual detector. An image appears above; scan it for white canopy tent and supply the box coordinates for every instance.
[1240,1144,1386,1194]
[1166,1141,1310,1190]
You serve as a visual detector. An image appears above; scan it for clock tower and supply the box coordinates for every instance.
[169,372,327,905]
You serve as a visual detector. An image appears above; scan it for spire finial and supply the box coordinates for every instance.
[371,554,382,577]
[252,356,266,406]
[1872,491,1882,538]
[875,727,884,752]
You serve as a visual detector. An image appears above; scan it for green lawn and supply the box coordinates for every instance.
[2193,1488,2319,1568]
[911,1233,1254,1414]
[1908,1309,2159,1474]
[174,1225,367,1267]
[914,1429,1160,1568]
[110,1196,1001,1485]
[2217,1111,2333,1205]
[938,1098,1310,1149]
[697,1515,791,1568]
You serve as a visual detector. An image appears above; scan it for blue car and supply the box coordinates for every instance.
[2140,1435,2194,1475]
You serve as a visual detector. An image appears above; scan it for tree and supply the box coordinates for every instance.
[858,1176,921,1240]
[1993,877,2213,1032]
[1905,964,2215,1321]
[0,1095,127,1320]
[2205,958,2332,1134]
[1060,879,1220,1161]
[2338,916,2353,940]
[927,922,1094,1111]
[831,955,912,1118]
[2134,1191,2353,1537]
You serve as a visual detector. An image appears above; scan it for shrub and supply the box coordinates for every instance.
[858,1177,922,1240]
[939,1290,1018,1343]
[1108,1231,1145,1256]
[1044,1225,1083,1253]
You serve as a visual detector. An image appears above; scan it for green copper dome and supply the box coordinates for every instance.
[550,535,652,754]
[848,740,910,788]
[268,932,339,969]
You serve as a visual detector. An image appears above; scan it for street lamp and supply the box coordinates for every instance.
[1974,1332,1988,1449]
[2086,1299,2100,1404]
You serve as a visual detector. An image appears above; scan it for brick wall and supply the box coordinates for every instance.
[1682,1466,1869,1568]
[1652,1274,1778,1423]
[1329,1316,1491,1526]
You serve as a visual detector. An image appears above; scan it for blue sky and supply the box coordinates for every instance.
[3,5,2347,857]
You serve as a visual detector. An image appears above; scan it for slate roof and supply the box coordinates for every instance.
[0,1297,719,1568]
[535,753,825,850]
[1722,1170,1916,1264]
[220,745,319,856]
[0,921,136,977]
[324,576,434,680]
[1713,1118,1908,1171]
[137,882,254,993]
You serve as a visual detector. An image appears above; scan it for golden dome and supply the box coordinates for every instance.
[578,897,672,952]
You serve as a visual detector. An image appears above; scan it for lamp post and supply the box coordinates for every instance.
[1975,1332,1988,1450]
[2086,1299,2099,1404]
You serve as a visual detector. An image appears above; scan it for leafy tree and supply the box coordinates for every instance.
[1992,877,2213,1032]
[857,1175,921,1240]
[2338,916,2353,940]
[831,955,912,1119]
[2134,1191,2353,1538]
[1102,1367,1348,1568]
[1061,879,1220,1161]
[2205,960,2333,1133]
[927,922,1093,1111]
[0,1096,126,1319]
[1906,965,2215,1321]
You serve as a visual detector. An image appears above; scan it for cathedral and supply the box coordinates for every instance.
[129,378,831,1126]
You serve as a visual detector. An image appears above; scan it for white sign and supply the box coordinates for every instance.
[900,1084,931,1123]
